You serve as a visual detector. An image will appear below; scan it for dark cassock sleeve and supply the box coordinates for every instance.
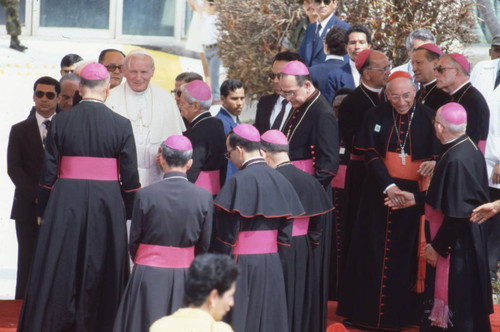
[313,108,340,188]
[37,117,60,217]
[186,131,207,183]
[307,215,324,247]
[129,191,145,261]
[7,125,38,204]
[277,216,293,248]
[430,216,460,258]
[212,208,241,256]
[195,197,214,256]
[118,120,141,219]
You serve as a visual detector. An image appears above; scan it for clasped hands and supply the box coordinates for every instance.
[384,186,416,209]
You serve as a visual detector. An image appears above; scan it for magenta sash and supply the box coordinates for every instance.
[59,156,118,181]
[194,170,221,195]
[292,217,310,236]
[291,159,314,175]
[425,203,452,328]
[134,243,195,269]
[331,164,347,189]
[478,140,486,154]
[233,230,278,255]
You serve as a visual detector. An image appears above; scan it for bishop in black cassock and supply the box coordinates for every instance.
[112,135,213,332]
[18,63,141,332]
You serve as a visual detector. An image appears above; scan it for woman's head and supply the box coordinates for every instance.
[184,254,240,320]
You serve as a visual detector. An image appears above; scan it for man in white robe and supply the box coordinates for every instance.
[106,49,186,187]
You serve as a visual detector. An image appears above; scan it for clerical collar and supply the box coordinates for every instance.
[163,170,188,180]
[191,111,211,123]
[126,82,149,96]
[241,157,265,169]
[450,80,470,96]
[423,79,437,88]
[325,55,345,61]
[443,135,463,145]
[276,161,292,169]
[80,98,104,104]
[361,81,383,94]
[221,107,239,123]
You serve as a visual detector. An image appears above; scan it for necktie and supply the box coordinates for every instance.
[494,69,500,90]
[272,100,288,130]
[313,23,322,46]
[236,116,241,124]
[42,120,51,146]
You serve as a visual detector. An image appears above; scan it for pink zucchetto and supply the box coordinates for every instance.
[163,135,193,151]
[281,60,309,76]
[261,130,289,146]
[233,124,261,142]
[416,43,443,56]
[355,49,373,72]
[440,102,467,125]
[80,62,109,80]
[387,71,413,82]
[185,80,212,101]
[448,53,470,74]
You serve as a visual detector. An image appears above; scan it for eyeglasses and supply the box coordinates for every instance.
[314,0,332,5]
[433,66,456,74]
[105,64,123,73]
[35,91,56,100]
[367,62,393,72]
[268,72,281,80]
[224,148,236,160]
[170,89,182,98]
[280,88,300,98]
[388,92,413,102]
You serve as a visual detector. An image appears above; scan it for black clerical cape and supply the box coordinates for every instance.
[275,162,333,332]
[415,80,451,112]
[451,82,489,150]
[337,102,440,330]
[112,171,213,332]
[213,159,305,332]
[421,135,492,331]
[185,111,227,194]
[18,100,141,332]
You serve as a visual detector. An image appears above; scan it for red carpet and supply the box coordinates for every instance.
[1,300,500,331]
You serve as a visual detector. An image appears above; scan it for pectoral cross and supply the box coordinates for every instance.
[399,151,407,165]
[137,113,145,134]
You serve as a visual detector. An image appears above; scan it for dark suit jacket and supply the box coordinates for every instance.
[8,114,45,221]
[324,62,356,104]
[309,58,345,98]
[254,93,280,134]
[298,15,350,67]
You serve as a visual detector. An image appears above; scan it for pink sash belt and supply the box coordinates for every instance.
[134,243,195,269]
[194,170,221,195]
[478,140,486,154]
[292,217,310,236]
[59,156,118,181]
[233,230,278,255]
[331,164,347,189]
[292,159,314,175]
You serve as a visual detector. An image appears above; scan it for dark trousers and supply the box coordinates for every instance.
[15,217,39,299]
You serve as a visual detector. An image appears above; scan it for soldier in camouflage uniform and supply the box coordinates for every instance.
[1,0,27,51]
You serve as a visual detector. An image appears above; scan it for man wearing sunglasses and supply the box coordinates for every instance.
[435,53,489,152]
[7,76,60,299]
[298,0,349,67]
[98,48,126,89]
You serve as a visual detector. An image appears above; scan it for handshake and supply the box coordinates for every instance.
[384,186,416,210]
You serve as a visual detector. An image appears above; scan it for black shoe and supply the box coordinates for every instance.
[10,37,27,52]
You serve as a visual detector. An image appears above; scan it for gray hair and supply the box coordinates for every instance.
[437,112,467,134]
[160,143,193,167]
[59,73,81,84]
[80,75,110,89]
[180,84,212,110]
[124,49,155,70]
[406,29,436,51]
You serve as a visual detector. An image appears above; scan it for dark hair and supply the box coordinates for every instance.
[332,88,353,102]
[220,79,244,98]
[59,73,81,84]
[345,25,372,45]
[33,76,61,95]
[160,143,193,167]
[184,254,240,306]
[325,26,347,56]
[175,72,203,83]
[260,140,289,153]
[60,53,83,68]
[416,48,440,62]
[273,51,304,64]
[98,49,126,63]
[227,131,261,152]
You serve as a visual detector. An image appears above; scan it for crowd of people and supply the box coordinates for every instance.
[6,0,500,331]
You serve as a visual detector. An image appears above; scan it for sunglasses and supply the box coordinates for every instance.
[314,0,332,4]
[268,72,281,80]
[170,90,182,98]
[433,66,456,74]
[35,91,56,100]
[105,64,123,73]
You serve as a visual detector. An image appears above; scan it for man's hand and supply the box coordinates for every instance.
[384,188,416,209]
[418,160,436,177]
[470,200,500,224]
[37,217,41,226]
[492,163,500,185]
[425,243,438,267]
[156,147,162,166]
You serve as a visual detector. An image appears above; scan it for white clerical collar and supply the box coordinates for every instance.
[191,110,211,123]
[443,135,462,145]
[349,59,360,87]
[325,55,344,61]
[125,82,149,96]
[361,81,383,94]
[35,110,55,127]
[450,80,470,95]
[221,107,239,123]
[423,79,437,87]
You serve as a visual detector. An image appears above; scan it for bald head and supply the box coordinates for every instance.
[360,51,391,89]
